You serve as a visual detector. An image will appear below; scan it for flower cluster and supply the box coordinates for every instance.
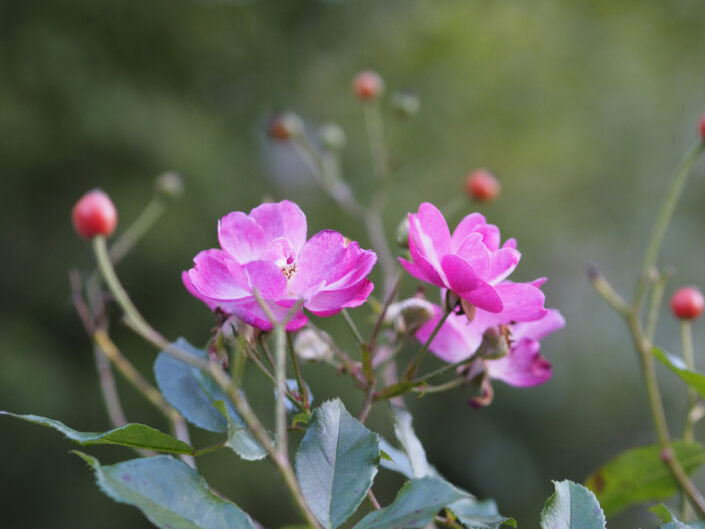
[184,199,562,391]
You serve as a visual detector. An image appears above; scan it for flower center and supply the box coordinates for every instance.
[280,262,297,280]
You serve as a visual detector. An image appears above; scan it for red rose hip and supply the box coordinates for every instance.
[465,169,501,202]
[671,286,704,320]
[72,190,118,239]
[353,70,384,101]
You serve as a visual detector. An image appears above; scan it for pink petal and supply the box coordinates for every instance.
[488,247,521,284]
[250,200,308,254]
[305,280,374,317]
[487,339,552,387]
[502,238,517,250]
[185,249,249,301]
[408,203,451,271]
[440,254,484,293]
[454,233,491,279]
[416,309,482,363]
[450,213,486,251]
[243,260,288,299]
[322,242,377,291]
[287,231,350,294]
[463,281,504,313]
[475,224,501,252]
[230,299,309,332]
[408,234,447,287]
[493,282,547,322]
[398,257,438,285]
[218,212,267,263]
[512,309,565,342]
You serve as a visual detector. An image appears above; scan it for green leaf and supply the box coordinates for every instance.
[154,338,241,433]
[379,437,415,479]
[295,398,380,529]
[449,498,516,529]
[75,452,257,529]
[352,477,470,529]
[540,480,605,529]
[654,347,705,399]
[584,441,705,516]
[213,401,266,461]
[650,504,705,529]
[390,404,435,478]
[0,412,192,454]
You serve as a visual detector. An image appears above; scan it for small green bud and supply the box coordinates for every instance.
[155,171,184,200]
[391,90,420,119]
[319,123,346,152]
[384,298,436,335]
[395,217,410,248]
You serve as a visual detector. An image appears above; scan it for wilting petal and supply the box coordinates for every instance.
[408,203,451,270]
[250,200,307,254]
[487,339,552,387]
[218,212,268,263]
[305,280,374,317]
[184,249,249,301]
[493,282,547,322]
[489,247,521,284]
[512,309,565,343]
[416,309,482,363]
[450,212,486,251]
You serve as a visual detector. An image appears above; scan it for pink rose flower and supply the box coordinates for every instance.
[415,300,565,387]
[399,203,544,315]
[182,200,377,331]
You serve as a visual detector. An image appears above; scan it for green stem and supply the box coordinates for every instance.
[682,321,698,442]
[287,333,310,411]
[634,143,705,310]
[109,197,167,265]
[342,309,365,346]
[403,310,452,381]
[645,270,671,343]
[93,236,210,371]
[191,441,226,457]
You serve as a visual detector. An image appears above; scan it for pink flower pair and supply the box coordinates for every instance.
[182,201,376,331]
[402,202,563,387]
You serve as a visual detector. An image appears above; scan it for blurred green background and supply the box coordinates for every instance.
[3,0,705,527]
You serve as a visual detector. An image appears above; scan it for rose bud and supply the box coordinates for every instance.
[391,90,420,118]
[384,297,436,335]
[353,70,384,101]
[155,171,184,200]
[72,190,118,239]
[294,328,333,362]
[267,112,304,140]
[671,287,704,320]
[465,169,501,203]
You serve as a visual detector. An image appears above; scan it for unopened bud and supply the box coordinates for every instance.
[294,329,333,361]
[72,190,118,239]
[155,171,184,200]
[395,217,409,248]
[391,90,420,119]
[319,123,346,152]
[353,70,384,101]
[465,169,501,203]
[267,112,304,141]
[476,326,510,359]
[385,298,436,335]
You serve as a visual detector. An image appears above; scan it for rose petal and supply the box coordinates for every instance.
[440,254,484,293]
[487,339,552,387]
[250,200,308,254]
[218,212,268,263]
[408,203,451,270]
[489,247,521,284]
[454,233,491,280]
[512,309,565,342]
[493,282,547,322]
[230,298,308,332]
[287,230,350,294]
[305,280,374,317]
[184,249,250,301]
[450,212,486,251]
[475,224,501,252]
[416,309,482,363]
[243,260,288,299]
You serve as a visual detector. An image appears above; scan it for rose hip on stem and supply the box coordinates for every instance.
[466,169,501,202]
[353,70,384,101]
[671,286,704,320]
[72,190,118,239]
